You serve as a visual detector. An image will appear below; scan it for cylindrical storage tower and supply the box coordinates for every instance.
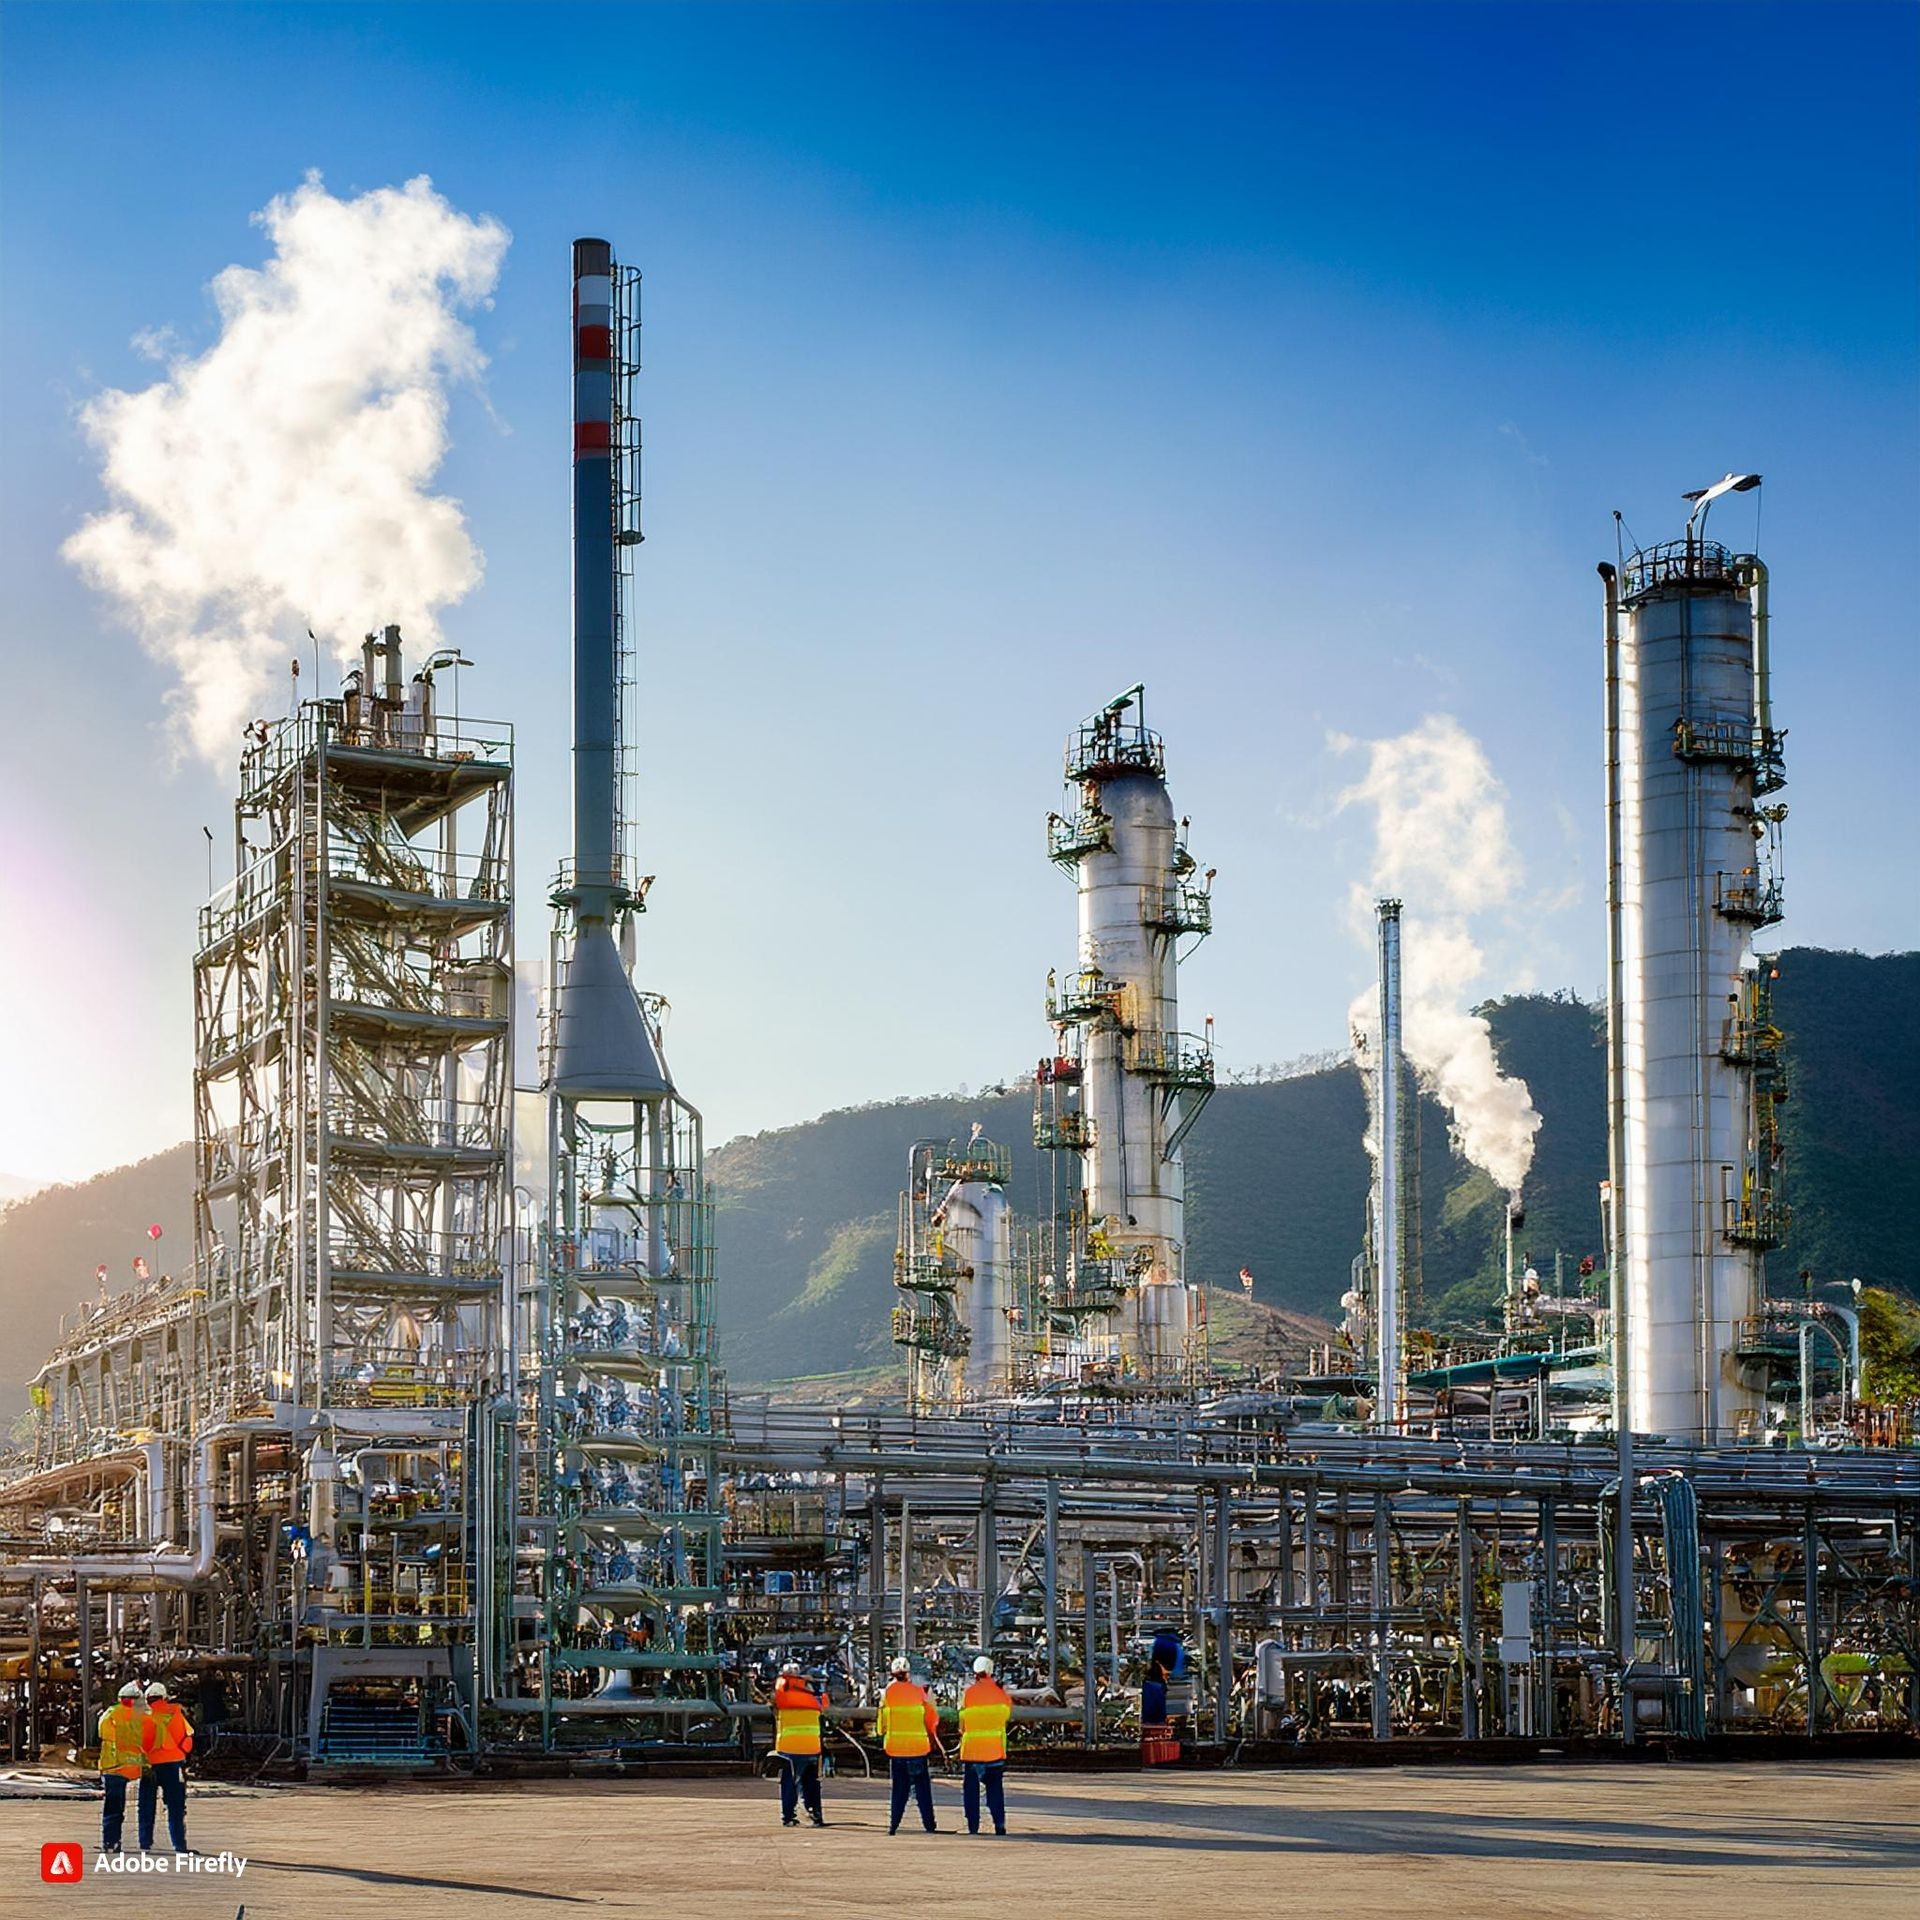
[1082,765,1185,1363]
[948,1180,1013,1394]
[1613,531,1782,1439]
[1045,688,1214,1381]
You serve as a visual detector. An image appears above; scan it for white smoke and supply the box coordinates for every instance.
[1336,714,1542,1196]
[64,173,510,762]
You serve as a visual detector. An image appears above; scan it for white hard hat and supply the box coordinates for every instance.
[889,1656,911,1675]
[117,1681,143,1700]
[972,1656,994,1676]
[144,1681,169,1701]
[779,1660,801,1675]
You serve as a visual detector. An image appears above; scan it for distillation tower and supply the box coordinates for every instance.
[1602,478,1787,1440]
[502,239,724,1735]
[1035,686,1214,1383]
[892,1136,1016,1412]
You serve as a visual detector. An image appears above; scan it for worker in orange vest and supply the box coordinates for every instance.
[958,1655,1013,1835]
[96,1681,148,1853]
[874,1655,942,1835]
[771,1660,828,1828]
[137,1680,194,1853]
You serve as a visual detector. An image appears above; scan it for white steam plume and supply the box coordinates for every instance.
[1336,714,1542,1196]
[64,173,510,762]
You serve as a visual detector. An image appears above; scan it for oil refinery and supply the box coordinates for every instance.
[1,239,1913,1781]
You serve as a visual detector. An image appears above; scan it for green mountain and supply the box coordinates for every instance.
[1,949,1911,1416]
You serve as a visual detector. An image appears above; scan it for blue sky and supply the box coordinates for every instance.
[2,1,1915,1181]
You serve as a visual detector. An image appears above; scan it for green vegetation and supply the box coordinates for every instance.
[1858,1287,1920,1405]
[0,949,1910,1412]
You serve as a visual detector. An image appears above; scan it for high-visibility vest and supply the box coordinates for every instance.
[772,1677,824,1756]
[874,1680,935,1757]
[958,1677,1012,1762]
[142,1701,194,1764]
[97,1704,146,1778]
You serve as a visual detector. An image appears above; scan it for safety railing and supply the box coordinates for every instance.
[1127,1029,1216,1089]
[1724,1188,1790,1250]
[1145,880,1212,936]
[928,1139,1013,1186]
[1047,806,1112,863]
[891,1303,970,1355]
[322,1346,491,1406]
[1033,1110,1093,1152]
[323,842,508,906]
[1622,538,1738,597]
[1714,870,1785,927]
[1670,716,1787,798]
[323,1094,505,1153]
[1047,969,1122,1025]
[895,1252,965,1294]
[326,1227,500,1280]
[238,702,512,800]
[1064,714,1164,782]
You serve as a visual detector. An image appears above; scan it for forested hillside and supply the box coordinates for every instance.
[1,950,1911,1413]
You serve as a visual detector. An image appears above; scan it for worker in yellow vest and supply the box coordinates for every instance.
[771,1660,827,1828]
[958,1655,1012,1835]
[96,1682,147,1854]
[137,1680,194,1854]
[874,1655,942,1835]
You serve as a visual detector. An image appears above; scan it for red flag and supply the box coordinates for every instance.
[95,1264,108,1284]
[133,1256,150,1281]
[147,1224,163,1241]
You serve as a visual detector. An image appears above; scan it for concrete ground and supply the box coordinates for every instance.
[4,1759,1918,1918]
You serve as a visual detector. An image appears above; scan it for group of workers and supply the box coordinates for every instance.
[94,1680,196,1854]
[772,1654,1013,1836]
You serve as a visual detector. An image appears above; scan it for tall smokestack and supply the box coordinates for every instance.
[550,237,666,1099]
[571,237,617,924]
[1375,898,1403,1430]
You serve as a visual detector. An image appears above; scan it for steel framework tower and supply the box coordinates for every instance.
[189,635,514,1754]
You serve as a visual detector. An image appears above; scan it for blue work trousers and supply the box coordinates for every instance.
[100,1775,131,1850]
[137,1760,187,1851]
[962,1759,1006,1834]
[888,1755,936,1832]
[779,1753,822,1823]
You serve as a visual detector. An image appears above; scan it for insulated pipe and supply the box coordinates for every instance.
[1599,561,1637,1744]
[1746,558,1772,740]
[0,1423,271,1584]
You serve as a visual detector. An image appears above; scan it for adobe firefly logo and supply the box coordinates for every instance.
[40,1842,84,1882]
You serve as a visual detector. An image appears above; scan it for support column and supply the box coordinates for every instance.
[1708,1533,1728,1732]
[76,1577,92,1741]
[1214,1485,1233,1744]
[1456,1497,1478,1741]
[868,1481,887,1688]
[899,1495,913,1656]
[1804,1503,1821,1739]
[1539,1499,1556,1738]
[977,1479,998,1650]
[1371,1492,1392,1740]
[1277,1487,1295,1617]
[1043,1477,1060,1695]
[25,1577,40,1760]
[1082,1547,1098,1750]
